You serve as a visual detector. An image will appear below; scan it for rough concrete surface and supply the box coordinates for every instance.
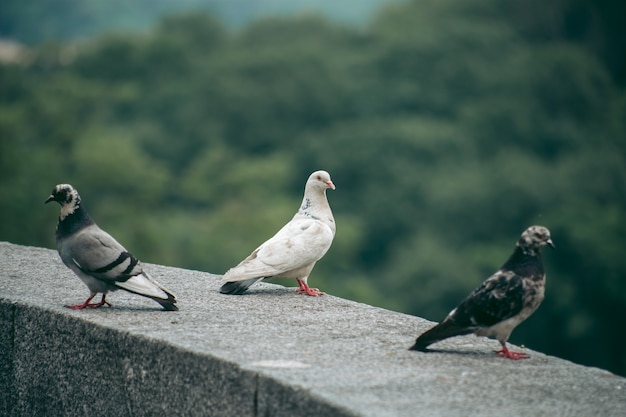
[0,241,624,417]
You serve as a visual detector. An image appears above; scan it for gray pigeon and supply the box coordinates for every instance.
[46,184,178,311]
[220,170,336,296]
[410,225,554,359]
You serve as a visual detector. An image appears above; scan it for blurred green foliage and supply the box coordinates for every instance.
[1,0,625,376]
[0,0,396,43]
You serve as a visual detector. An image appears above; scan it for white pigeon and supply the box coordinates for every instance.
[410,225,554,359]
[220,170,336,296]
[46,184,178,311]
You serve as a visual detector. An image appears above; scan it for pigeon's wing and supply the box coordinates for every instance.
[256,218,334,268]
[410,270,525,350]
[60,224,143,283]
[63,225,177,308]
[223,218,334,282]
[452,270,526,328]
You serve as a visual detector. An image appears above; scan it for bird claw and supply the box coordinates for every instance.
[494,347,529,360]
[65,301,111,309]
[295,279,326,296]
[65,295,111,309]
[65,303,89,310]
[87,301,112,308]
[295,287,326,296]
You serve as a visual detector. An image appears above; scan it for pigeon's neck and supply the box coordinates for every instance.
[298,189,335,231]
[501,246,544,279]
[56,202,94,239]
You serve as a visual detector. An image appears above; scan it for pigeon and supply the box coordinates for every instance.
[410,225,554,359]
[45,184,178,311]
[220,170,336,296]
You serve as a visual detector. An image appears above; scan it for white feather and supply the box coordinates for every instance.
[115,273,170,300]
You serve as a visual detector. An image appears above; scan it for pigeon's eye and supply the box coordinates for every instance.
[534,233,542,239]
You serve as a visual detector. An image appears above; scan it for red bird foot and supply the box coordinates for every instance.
[296,279,326,296]
[65,294,112,310]
[295,287,326,296]
[495,344,529,360]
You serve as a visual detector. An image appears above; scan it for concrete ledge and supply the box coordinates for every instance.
[1,241,624,416]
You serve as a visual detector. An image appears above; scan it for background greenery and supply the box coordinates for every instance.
[1,0,625,376]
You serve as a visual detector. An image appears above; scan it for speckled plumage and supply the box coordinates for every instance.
[220,170,336,296]
[46,184,177,310]
[410,225,554,359]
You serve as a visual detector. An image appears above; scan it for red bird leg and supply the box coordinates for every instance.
[495,342,529,360]
[65,293,97,310]
[65,293,112,309]
[87,294,112,308]
[295,278,326,296]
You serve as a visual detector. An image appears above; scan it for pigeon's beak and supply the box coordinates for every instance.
[326,180,336,190]
[44,195,55,204]
[547,239,555,249]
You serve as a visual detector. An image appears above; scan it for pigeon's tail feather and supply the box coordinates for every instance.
[410,320,474,351]
[220,278,262,295]
[120,286,178,311]
[115,273,178,311]
[153,290,178,311]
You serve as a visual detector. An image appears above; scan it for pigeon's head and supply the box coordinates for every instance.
[307,170,335,191]
[45,184,81,218]
[518,225,555,255]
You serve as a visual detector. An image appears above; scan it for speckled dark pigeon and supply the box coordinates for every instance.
[410,225,554,359]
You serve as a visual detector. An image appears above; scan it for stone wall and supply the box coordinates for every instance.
[1,242,624,416]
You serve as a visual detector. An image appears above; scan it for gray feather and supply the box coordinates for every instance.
[220,278,262,295]
[410,320,474,351]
